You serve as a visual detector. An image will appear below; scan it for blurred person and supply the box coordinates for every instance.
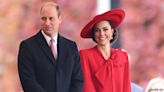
[131,82,144,92]
[80,9,131,92]
[18,1,83,92]
[145,77,164,92]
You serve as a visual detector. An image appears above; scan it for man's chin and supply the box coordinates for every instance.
[43,29,53,32]
[42,30,52,35]
[43,29,50,32]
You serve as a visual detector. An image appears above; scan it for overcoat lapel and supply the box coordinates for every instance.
[36,31,57,65]
[56,35,68,65]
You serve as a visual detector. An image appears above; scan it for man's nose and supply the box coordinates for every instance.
[45,19,50,26]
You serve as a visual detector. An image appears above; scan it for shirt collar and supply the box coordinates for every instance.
[41,30,58,46]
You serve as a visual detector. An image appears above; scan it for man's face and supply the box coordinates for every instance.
[40,5,61,37]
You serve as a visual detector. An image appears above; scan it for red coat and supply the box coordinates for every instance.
[80,46,131,92]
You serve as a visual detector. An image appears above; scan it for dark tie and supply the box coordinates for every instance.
[50,39,57,59]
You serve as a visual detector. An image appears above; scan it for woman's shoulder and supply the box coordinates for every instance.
[80,46,96,54]
[113,48,130,60]
[114,48,128,54]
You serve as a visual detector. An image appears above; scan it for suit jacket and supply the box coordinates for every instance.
[18,31,83,92]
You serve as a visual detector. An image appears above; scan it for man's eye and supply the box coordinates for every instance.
[49,17,53,20]
[41,17,46,21]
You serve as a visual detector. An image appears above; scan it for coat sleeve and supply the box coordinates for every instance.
[80,50,96,92]
[18,41,47,92]
[69,43,84,92]
[123,51,131,92]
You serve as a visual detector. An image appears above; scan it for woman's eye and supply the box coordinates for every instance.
[94,29,99,32]
[103,28,108,31]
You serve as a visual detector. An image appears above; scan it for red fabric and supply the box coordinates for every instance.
[80,46,131,92]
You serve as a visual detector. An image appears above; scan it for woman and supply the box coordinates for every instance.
[80,9,131,92]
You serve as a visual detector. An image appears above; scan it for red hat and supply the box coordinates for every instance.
[80,9,125,38]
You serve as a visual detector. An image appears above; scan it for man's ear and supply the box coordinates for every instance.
[58,16,62,23]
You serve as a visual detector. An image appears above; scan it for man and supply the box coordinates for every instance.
[18,2,83,92]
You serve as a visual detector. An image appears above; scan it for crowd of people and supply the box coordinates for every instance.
[120,0,164,88]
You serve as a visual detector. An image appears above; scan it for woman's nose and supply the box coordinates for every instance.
[99,30,104,35]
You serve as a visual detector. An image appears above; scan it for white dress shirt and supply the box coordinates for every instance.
[41,31,58,58]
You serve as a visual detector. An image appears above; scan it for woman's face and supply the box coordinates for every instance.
[94,20,114,46]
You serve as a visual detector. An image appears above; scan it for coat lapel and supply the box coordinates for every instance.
[57,35,68,65]
[36,31,56,65]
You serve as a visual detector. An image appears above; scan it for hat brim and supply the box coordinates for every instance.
[80,9,125,38]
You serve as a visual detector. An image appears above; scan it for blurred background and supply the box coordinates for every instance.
[0,0,163,92]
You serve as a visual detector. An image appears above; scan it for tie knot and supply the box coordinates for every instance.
[50,38,55,43]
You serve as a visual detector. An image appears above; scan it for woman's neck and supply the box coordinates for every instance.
[97,43,111,60]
